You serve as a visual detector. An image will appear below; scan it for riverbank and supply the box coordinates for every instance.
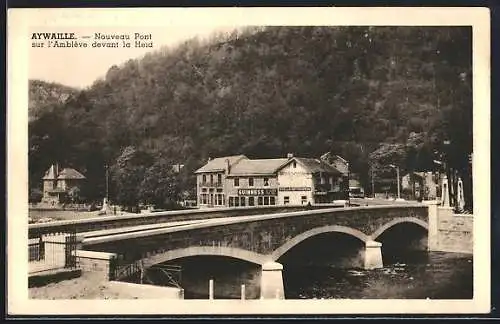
[29,272,126,299]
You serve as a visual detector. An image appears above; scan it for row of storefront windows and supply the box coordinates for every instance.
[228,196,276,207]
[200,194,311,206]
[199,193,224,206]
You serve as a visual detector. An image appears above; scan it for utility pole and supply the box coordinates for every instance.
[371,165,375,198]
[389,164,401,200]
[105,164,109,201]
[396,166,400,200]
[346,162,350,206]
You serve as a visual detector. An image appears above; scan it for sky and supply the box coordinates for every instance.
[29,25,235,89]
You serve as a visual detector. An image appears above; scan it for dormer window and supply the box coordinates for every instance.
[292,161,297,168]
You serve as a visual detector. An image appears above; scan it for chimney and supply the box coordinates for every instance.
[287,153,294,159]
[225,159,231,174]
[207,157,212,163]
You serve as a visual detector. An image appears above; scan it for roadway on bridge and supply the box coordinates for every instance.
[82,201,422,246]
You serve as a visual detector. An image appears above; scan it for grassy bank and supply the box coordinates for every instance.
[29,273,130,299]
[29,209,102,222]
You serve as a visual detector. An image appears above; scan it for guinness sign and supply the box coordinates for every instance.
[237,188,277,196]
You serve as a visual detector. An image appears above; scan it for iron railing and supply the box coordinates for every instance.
[28,228,78,271]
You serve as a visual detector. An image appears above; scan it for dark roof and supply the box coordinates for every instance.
[227,158,289,176]
[57,168,86,180]
[195,155,247,173]
[293,158,342,175]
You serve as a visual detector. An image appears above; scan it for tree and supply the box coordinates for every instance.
[111,146,152,210]
[139,156,181,209]
[68,186,81,204]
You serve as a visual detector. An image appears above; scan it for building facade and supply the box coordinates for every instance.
[42,164,86,205]
[194,153,345,208]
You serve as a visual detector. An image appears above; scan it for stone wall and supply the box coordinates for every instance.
[75,250,117,281]
[436,209,473,254]
[106,281,184,299]
[427,204,473,254]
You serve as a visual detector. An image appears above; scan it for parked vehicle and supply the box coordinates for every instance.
[349,187,365,198]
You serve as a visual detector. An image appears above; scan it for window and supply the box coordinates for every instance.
[234,178,239,187]
[301,196,307,204]
[264,196,269,205]
[249,177,254,187]
[229,197,234,207]
[264,178,269,186]
[234,197,240,207]
[292,161,297,168]
[284,196,290,205]
[270,196,276,205]
[240,197,246,207]
[202,174,206,183]
[258,197,263,205]
[210,174,214,185]
[217,174,222,184]
[217,194,223,205]
[248,197,255,206]
[202,194,208,205]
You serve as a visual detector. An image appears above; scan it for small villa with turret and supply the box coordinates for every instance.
[41,164,86,206]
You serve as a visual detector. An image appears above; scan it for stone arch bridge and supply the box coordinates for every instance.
[79,205,431,299]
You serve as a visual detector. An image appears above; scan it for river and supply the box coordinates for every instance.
[147,251,472,300]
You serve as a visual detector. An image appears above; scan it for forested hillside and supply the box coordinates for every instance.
[28,26,472,208]
[28,80,78,121]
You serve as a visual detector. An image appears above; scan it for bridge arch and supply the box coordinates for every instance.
[271,225,370,261]
[370,217,429,241]
[141,246,268,267]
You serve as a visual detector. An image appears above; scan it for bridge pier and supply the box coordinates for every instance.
[364,240,383,270]
[260,262,284,300]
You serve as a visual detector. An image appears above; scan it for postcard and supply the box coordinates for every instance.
[7,7,490,315]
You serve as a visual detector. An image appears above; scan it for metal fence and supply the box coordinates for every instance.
[111,259,182,289]
[28,238,44,262]
[28,229,78,272]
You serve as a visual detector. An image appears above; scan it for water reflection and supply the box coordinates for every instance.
[283,251,473,299]
[165,251,472,299]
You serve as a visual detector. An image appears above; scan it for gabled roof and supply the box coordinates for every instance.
[42,165,57,180]
[194,155,247,173]
[227,158,289,176]
[57,168,86,180]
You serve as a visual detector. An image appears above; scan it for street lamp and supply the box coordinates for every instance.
[346,162,350,206]
[105,164,109,202]
[388,164,401,200]
[371,164,375,198]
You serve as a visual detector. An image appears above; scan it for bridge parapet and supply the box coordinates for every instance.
[28,204,340,239]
